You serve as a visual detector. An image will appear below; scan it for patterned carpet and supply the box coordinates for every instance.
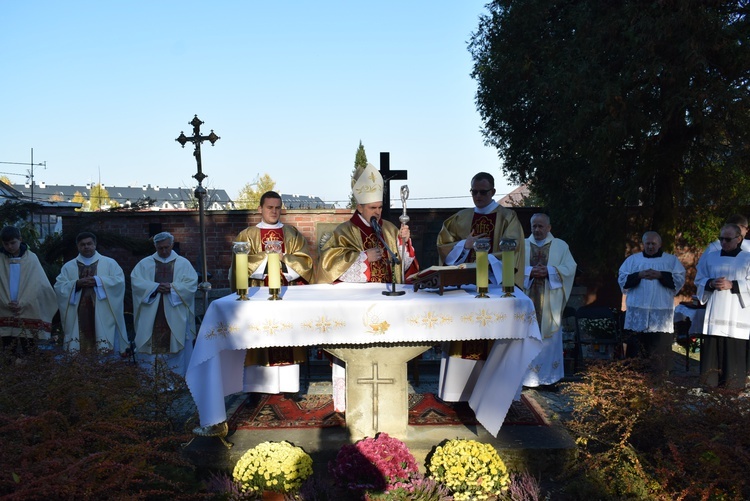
[228,392,546,430]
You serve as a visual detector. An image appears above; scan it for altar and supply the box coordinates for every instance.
[186,283,542,439]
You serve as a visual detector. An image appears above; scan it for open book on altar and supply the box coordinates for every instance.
[411,263,477,295]
[415,263,476,277]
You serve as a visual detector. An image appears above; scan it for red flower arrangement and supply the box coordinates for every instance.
[328,432,420,492]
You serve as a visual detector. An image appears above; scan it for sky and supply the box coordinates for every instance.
[0,1,515,209]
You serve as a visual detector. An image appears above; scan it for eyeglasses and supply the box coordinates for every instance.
[470,189,492,196]
[719,236,738,242]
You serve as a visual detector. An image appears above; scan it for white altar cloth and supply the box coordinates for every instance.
[186,282,542,436]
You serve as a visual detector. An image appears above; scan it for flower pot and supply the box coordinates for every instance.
[262,490,286,501]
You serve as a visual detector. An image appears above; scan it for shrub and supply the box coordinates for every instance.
[426,438,510,500]
[564,359,750,500]
[0,348,198,499]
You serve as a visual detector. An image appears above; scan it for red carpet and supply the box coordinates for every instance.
[228,393,546,430]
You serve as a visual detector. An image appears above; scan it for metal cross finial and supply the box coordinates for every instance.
[176,115,220,186]
[176,115,220,316]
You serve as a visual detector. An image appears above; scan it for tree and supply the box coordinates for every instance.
[235,173,277,209]
[349,141,369,209]
[72,191,87,211]
[0,175,12,186]
[88,184,111,211]
[470,0,750,283]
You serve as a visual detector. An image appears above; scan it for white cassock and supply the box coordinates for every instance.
[131,251,198,377]
[618,251,686,332]
[54,252,128,352]
[522,234,577,387]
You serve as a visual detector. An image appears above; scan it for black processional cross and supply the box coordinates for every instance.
[378,152,407,221]
[176,115,220,314]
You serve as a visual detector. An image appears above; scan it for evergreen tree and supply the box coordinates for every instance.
[349,141,368,209]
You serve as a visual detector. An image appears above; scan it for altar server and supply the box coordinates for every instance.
[619,231,685,375]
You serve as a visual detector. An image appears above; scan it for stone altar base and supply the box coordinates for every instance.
[326,343,432,440]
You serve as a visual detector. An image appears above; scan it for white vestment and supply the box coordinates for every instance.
[521,234,577,386]
[695,251,750,339]
[54,252,128,352]
[618,251,686,332]
[131,251,198,376]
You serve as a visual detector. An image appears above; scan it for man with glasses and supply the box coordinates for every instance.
[701,214,750,255]
[435,172,525,401]
[695,223,750,389]
[618,231,686,375]
[697,214,750,384]
[437,172,525,285]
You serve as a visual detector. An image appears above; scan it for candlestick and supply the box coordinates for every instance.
[267,252,281,289]
[264,240,283,300]
[232,241,250,301]
[235,253,249,289]
[499,237,517,298]
[474,238,491,298]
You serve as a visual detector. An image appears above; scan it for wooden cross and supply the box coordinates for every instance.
[356,362,394,430]
[379,152,407,221]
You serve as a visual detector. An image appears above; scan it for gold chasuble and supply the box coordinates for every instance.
[151,260,175,354]
[528,242,551,329]
[444,212,499,360]
[236,225,311,368]
[77,261,98,352]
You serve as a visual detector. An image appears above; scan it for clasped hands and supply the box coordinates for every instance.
[711,277,733,291]
[529,264,549,279]
[76,276,98,289]
[638,269,662,280]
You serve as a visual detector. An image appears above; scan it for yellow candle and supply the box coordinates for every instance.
[234,253,248,290]
[476,251,488,289]
[267,252,281,289]
[502,250,514,289]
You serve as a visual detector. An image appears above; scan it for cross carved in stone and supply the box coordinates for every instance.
[356,362,395,431]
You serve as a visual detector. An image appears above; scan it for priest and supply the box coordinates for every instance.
[131,232,198,376]
[231,190,314,395]
[317,162,418,411]
[0,226,58,356]
[317,163,417,285]
[54,232,128,353]
[522,213,577,387]
[435,172,525,401]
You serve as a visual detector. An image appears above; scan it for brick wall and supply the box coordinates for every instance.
[61,208,529,289]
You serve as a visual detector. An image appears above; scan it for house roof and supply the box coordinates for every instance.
[9,183,331,210]
[498,185,530,207]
